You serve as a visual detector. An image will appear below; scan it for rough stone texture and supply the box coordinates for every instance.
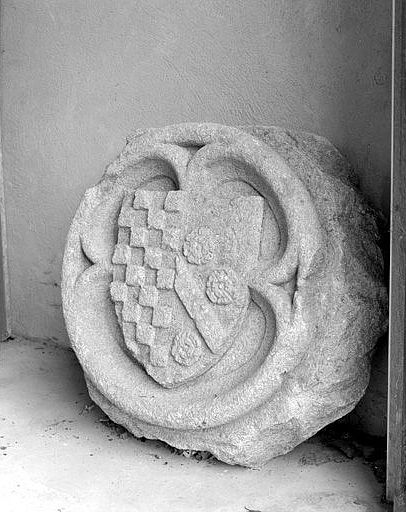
[62,123,387,467]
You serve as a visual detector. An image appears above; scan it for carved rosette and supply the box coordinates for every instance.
[62,123,387,467]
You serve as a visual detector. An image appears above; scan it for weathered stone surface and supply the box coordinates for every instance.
[62,123,387,467]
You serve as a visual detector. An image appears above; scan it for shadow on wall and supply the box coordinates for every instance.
[345,337,389,437]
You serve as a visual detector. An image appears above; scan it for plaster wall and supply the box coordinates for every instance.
[1,0,391,435]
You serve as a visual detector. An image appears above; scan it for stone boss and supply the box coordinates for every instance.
[62,123,387,466]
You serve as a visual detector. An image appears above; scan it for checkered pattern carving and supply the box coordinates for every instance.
[110,190,187,367]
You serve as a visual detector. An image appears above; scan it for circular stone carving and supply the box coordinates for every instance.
[206,268,243,305]
[171,330,203,366]
[183,227,216,265]
[62,123,387,467]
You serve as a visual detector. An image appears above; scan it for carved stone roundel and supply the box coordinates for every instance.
[62,123,387,467]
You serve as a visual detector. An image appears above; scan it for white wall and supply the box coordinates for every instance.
[1,0,391,434]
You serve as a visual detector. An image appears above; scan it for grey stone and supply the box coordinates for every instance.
[62,123,387,467]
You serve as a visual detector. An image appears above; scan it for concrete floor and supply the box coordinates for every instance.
[0,337,391,512]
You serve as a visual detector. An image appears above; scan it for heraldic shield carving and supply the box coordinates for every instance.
[62,123,387,466]
[111,189,263,387]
